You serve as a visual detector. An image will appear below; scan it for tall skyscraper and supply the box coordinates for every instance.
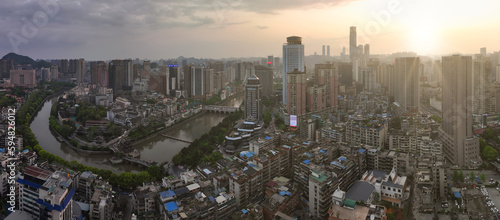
[203,68,214,95]
[69,59,78,74]
[122,59,133,90]
[50,65,58,81]
[254,65,273,97]
[360,67,377,91]
[327,45,330,57]
[267,55,274,67]
[307,85,326,113]
[183,65,192,98]
[472,56,490,115]
[394,57,420,111]
[337,62,353,86]
[168,65,180,96]
[108,60,123,92]
[440,55,480,167]
[480,47,487,57]
[191,66,204,97]
[282,36,305,104]
[60,59,68,74]
[41,67,51,81]
[315,63,338,109]
[73,59,86,83]
[364,44,370,60]
[90,61,99,84]
[244,74,262,122]
[0,59,13,79]
[286,69,307,116]
[349,26,357,61]
[322,45,325,56]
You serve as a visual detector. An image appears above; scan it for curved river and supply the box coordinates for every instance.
[30,96,243,173]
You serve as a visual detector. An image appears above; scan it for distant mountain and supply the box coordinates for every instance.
[2,52,51,69]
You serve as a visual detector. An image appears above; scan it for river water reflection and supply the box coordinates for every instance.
[30,96,242,173]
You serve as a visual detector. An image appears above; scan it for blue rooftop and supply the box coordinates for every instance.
[303,159,310,165]
[279,191,291,196]
[358,149,367,154]
[209,196,215,202]
[265,136,271,140]
[165,201,178,212]
[331,161,346,169]
[203,168,212,175]
[242,209,248,214]
[454,192,462,198]
[160,190,176,199]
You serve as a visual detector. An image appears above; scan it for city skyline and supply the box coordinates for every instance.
[1,0,500,60]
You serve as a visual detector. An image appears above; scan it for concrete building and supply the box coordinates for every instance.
[306,85,326,113]
[314,63,338,109]
[439,55,481,167]
[0,59,13,79]
[349,26,357,62]
[286,69,307,116]
[17,166,75,220]
[345,118,388,149]
[308,170,335,219]
[41,67,51,81]
[394,57,420,112]
[10,69,36,88]
[360,67,377,91]
[282,36,304,104]
[472,56,490,115]
[168,65,181,96]
[203,68,214,96]
[254,65,273,97]
[50,65,59,81]
[244,74,262,122]
[191,66,204,98]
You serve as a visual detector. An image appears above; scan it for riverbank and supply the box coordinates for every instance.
[28,87,71,123]
[130,91,244,147]
[130,111,203,147]
[49,125,112,155]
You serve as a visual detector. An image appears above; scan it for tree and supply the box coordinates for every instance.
[480,173,486,183]
[147,165,163,181]
[458,170,465,183]
[483,128,495,140]
[391,117,401,130]
[372,192,380,204]
[469,171,475,182]
[451,170,460,184]
[482,145,498,161]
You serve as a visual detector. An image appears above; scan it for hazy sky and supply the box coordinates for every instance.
[1,0,499,60]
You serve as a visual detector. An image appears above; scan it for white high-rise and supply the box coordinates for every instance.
[439,55,480,167]
[282,36,304,104]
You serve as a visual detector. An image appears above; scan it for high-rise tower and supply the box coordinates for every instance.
[282,36,304,104]
[394,57,420,111]
[245,74,262,122]
[439,55,480,167]
[349,27,357,61]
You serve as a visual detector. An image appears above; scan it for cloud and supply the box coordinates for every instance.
[0,0,356,58]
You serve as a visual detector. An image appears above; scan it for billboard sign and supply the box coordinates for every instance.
[290,115,297,127]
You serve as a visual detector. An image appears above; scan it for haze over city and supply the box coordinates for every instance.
[1,0,500,60]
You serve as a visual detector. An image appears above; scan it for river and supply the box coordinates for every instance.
[30,95,243,173]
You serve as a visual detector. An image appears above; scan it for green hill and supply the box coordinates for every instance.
[2,52,52,68]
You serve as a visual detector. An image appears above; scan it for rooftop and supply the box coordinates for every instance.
[345,181,375,202]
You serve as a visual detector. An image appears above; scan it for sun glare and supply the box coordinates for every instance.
[407,16,441,55]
